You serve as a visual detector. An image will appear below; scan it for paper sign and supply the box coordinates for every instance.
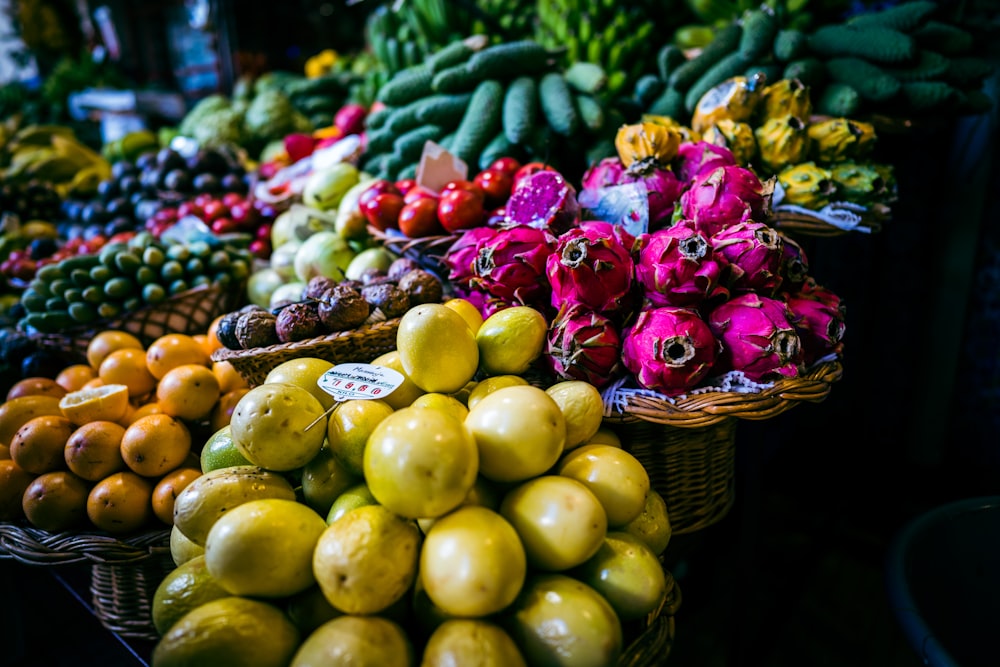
[317,363,405,402]
[416,141,468,194]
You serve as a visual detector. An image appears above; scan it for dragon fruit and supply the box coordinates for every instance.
[784,287,846,364]
[701,120,758,167]
[673,141,737,183]
[754,115,812,175]
[711,221,784,296]
[546,304,623,389]
[680,165,772,237]
[776,162,836,210]
[443,226,498,290]
[580,157,685,228]
[472,224,556,309]
[830,161,889,204]
[634,220,728,308]
[778,233,810,291]
[707,293,802,382]
[503,170,580,234]
[621,306,719,396]
[546,221,637,316]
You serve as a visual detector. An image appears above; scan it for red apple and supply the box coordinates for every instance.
[362,192,405,231]
[442,180,485,198]
[398,197,445,238]
[211,217,238,234]
[358,180,401,213]
[489,157,522,176]
[437,188,485,233]
[222,192,244,208]
[201,200,227,223]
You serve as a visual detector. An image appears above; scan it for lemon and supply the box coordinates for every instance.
[326,399,394,477]
[584,425,622,448]
[58,384,129,425]
[475,306,547,376]
[199,425,252,473]
[465,374,529,410]
[230,383,327,471]
[313,504,421,615]
[152,555,230,636]
[326,482,378,524]
[169,524,204,566]
[152,597,300,667]
[410,393,469,422]
[397,304,479,394]
[556,444,651,527]
[368,351,425,409]
[205,498,327,598]
[443,298,484,334]
[290,616,413,667]
[264,357,336,411]
[545,380,605,450]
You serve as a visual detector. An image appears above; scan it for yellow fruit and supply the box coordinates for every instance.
[465,374,529,410]
[156,364,221,421]
[584,426,622,448]
[397,304,479,394]
[0,395,63,446]
[151,554,230,636]
[125,401,165,425]
[120,414,192,478]
[199,425,252,473]
[145,333,211,380]
[368,351,425,409]
[205,314,227,355]
[205,498,327,598]
[573,532,668,621]
[475,306,548,377]
[152,597,300,667]
[22,470,91,531]
[86,331,143,370]
[6,377,66,401]
[325,399,394,476]
[301,445,358,516]
[264,357,336,411]
[55,364,97,392]
[169,523,204,566]
[152,467,202,525]
[421,619,526,667]
[64,421,126,481]
[325,482,378,524]
[289,616,413,667]
[99,349,156,397]
[0,459,35,521]
[86,471,154,533]
[210,388,249,432]
[285,586,343,636]
[410,393,469,422]
[620,489,672,556]
[556,444,651,527]
[59,383,130,425]
[9,415,73,474]
[545,380,604,450]
[443,297,484,334]
[230,383,327,472]
[212,360,249,394]
[82,378,105,390]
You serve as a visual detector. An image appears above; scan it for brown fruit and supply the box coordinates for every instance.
[64,421,127,481]
[21,471,91,531]
[0,395,63,448]
[6,377,67,401]
[0,444,9,460]
[87,471,154,534]
[9,415,74,474]
[152,468,202,525]
[0,459,35,520]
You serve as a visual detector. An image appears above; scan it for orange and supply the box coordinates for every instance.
[99,348,157,397]
[205,314,226,355]
[151,467,202,525]
[6,377,67,401]
[64,421,127,481]
[0,444,9,460]
[9,415,74,474]
[121,414,192,478]
[156,365,221,422]
[146,334,211,381]
[82,378,105,390]
[125,402,165,425]
[58,384,130,425]
[87,471,154,534]
[212,361,248,394]
[22,470,91,532]
[210,388,249,432]
[55,364,97,392]
[0,459,35,521]
[0,395,63,449]
[86,331,144,370]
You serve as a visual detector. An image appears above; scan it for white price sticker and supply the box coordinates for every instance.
[317,363,405,403]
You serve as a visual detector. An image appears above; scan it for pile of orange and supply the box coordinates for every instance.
[0,317,249,535]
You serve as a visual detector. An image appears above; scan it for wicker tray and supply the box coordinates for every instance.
[606,361,843,535]
[367,225,459,276]
[211,317,400,387]
[770,205,889,237]
[0,523,172,641]
[619,568,682,666]
[28,283,245,365]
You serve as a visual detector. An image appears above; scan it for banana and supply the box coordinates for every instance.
[50,134,103,169]
[9,124,74,149]
[65,164,105,197]
[25,155,82,182]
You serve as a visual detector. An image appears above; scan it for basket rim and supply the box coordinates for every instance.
[0,522,171,566]
[605,359,843,428]
[210,316,401,364]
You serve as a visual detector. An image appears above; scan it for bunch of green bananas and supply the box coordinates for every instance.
[1,124,112,199]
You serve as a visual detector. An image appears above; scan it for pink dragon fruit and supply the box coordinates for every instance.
[679,165,772,237]
[711,221,784,296]
[784,288,846,364]
[634,220,728,308]
[443,226,498,290]
[580,157,685,229]
[472,224,556,309]
[673,141,738,183]
[621,306,719,396]
[546,221,636,316]
[503,170,581,234]
[546,304,623,389]
[778,233,810,291]
[707,293,803,382]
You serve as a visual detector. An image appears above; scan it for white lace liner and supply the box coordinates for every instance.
[601,352,840,417]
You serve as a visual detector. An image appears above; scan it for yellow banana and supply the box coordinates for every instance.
[51,133,104,168]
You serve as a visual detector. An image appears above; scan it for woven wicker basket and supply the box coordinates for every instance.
[0,523,171,641]
[367,225,458,276]
[606,361,843,535]
[211,317,400,387]
[29,283,245,365]
[619,569,682,666]
[770,205,889,237]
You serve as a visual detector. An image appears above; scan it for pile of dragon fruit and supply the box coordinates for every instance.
[443,121,846,398]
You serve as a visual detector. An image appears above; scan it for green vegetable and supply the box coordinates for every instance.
[427,40,476,74]
[478,132,517,171]
[825,57,902,102]
[684,51,753,113]
[539,73,580,137]
[415,93,474,127]
[668,23,742,91]
[899,81,960,112]
[564,62,608,95]
[431,63,478,93]
[883,50,950,82]
[378,66,435,106]
[645,86,685,120]
[783,58,826,88]
[503,76,538,145]
[912,21,973,56]
[808,25,916,64]
[365,106,393,130]
[656,45,686,84]
[945,57,994,87]
[451,80,505,167]
[847,1,937,32]
[739,8,779,61]
[465,41,550,80]
[573,94,605,132]
[634,75,664,107]
[815,83,861,116]
[244,90,298,144]
[773,29,807,63]
[393,125,445,162]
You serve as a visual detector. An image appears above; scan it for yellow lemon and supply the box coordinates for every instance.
[465,374,529,410]
[545,380,604,450]
[397,304,478,394]
[476,306,547,376]
[443,298,484,334]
